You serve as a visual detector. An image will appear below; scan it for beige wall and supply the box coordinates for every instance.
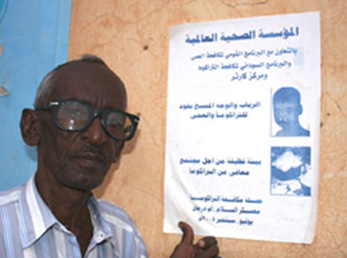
[68,0,347,257]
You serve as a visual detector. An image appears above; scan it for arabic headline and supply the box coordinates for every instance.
[185,26,300,45]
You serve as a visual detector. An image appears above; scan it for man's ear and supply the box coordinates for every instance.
[20,108,41,146]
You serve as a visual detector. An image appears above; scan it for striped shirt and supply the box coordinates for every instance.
[0,176,148,258]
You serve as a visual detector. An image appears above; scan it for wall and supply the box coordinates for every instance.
[0,0,72,191]
[68,1,346,257]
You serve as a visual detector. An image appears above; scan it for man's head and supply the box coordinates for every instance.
[273,87,303,130]
[20,55,138,191]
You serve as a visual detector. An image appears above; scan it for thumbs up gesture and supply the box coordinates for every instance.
[170,221,220,258]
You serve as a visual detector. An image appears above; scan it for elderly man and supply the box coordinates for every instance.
[0,55,219,258]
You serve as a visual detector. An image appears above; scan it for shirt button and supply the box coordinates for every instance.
[96,233,104,242]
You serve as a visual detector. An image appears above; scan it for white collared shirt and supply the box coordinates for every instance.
[0,176,148,258]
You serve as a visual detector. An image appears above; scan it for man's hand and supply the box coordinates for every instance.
[170,221,220,258]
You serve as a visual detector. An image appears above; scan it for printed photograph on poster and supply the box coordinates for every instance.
[270,146,311,196]
[271,87,310,137]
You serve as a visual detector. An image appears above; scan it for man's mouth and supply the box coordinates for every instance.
[75,152,106,163]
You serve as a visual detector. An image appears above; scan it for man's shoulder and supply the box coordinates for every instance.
[0,185,23,207]
[96,199,129,218]
[95,199,139,233]
[94,199,148,256]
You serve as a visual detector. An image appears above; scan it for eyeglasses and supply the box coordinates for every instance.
[36,100,139,141]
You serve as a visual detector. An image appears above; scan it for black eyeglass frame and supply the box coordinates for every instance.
[36,100,140,141]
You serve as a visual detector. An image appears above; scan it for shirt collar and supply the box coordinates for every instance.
[18,175,118,253]
[88,195,116,245]
[85,195,119,257]
[19,175,58,248]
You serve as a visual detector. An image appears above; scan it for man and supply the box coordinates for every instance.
[0,55,219,257]
[273,87,310,137]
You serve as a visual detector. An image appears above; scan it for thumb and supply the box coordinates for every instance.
[178,221,194,245]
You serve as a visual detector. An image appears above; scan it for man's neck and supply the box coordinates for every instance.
[34,170,93,256]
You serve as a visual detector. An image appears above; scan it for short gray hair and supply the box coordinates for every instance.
[34,54,120,108]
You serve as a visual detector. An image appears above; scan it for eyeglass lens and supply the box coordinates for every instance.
[56,101,133,140]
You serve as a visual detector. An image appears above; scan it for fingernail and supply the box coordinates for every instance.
[198,240,205,247]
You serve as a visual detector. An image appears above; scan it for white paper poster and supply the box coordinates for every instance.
[164,12,320,243]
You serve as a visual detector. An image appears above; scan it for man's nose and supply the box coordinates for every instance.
[83,117,107,145]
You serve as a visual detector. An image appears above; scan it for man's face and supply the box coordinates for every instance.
[37,62,126,191]
[274,101,302,129]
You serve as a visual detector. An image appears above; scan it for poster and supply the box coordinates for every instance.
[164,12,320,243]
